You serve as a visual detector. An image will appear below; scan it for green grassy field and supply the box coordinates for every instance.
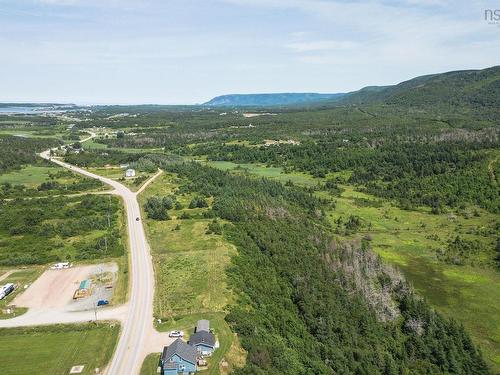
[0,129,67,139]
[0,164,106,195]
[0,323,119,375]
[140,353,160,375]
[82,138,164,154]
[0,165,56,186]
[139,172,245,373]
[139,173,236,318]
[109,195,129,306]
[81,138,108,149]
[205,160,500,371]
[205,160,317,186]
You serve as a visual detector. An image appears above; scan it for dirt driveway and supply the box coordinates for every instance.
[12,263,116,310]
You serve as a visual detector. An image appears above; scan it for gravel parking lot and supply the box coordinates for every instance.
[12,263,117,311]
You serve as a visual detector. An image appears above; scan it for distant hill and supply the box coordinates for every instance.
[203,93,345,107]
[338,66,500,107]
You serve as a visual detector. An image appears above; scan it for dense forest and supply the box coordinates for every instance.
[188,139,499,212]
[0,135,60,173]
[159,162,489,374]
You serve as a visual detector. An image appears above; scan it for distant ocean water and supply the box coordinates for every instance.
[0,106,69,114]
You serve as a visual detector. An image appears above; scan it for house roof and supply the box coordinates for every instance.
[189,330,216,348]
[196,319,210,332]
[162,339,196,365]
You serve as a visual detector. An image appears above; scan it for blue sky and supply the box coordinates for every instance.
[0,0,498,104]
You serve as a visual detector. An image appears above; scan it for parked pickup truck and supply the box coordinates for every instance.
[97,300,109,306]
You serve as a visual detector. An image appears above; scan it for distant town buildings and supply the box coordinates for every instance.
[264,139,300,146]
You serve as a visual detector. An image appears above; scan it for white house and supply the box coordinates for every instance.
[125,169,136,177]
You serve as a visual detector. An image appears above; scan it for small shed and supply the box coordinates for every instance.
[125,169,136,177]
[195,319,210,333]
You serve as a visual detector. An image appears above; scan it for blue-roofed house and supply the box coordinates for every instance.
[160,338,197,375]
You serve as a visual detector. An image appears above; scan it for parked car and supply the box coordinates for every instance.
[97,299,109,306]
[168,330,184,338]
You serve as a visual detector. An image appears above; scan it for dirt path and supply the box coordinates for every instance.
[136,168,163,195]
[0,270,17,283]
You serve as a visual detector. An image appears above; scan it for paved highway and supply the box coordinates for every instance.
[39,141,161,375]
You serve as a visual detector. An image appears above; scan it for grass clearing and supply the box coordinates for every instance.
[139,173,244,373]
[140,353,160,375]
[0,165,57,187]
[110,195,129,305]
[0,128,67,139]
[139,173,236,318]
[81,138,108,149]
[205,160,318,186]
[0,323,119,375]
[0,164,102,190]
[81,138,164,154]
[0,164,106,197]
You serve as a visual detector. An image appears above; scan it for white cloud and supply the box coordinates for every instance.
[287,40,359,52]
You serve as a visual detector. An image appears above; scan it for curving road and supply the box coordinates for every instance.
[39,142,161,375]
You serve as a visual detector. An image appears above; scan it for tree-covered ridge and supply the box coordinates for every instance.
[0,135,60,173]
[338,66,500,109]
[162,163,490,374]
[203,93,345,107]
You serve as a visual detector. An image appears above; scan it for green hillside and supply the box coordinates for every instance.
[339,66,500,109]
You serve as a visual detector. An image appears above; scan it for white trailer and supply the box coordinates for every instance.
[0,283,15,300]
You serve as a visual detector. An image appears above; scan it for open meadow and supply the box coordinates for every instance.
[0,323,119,375]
